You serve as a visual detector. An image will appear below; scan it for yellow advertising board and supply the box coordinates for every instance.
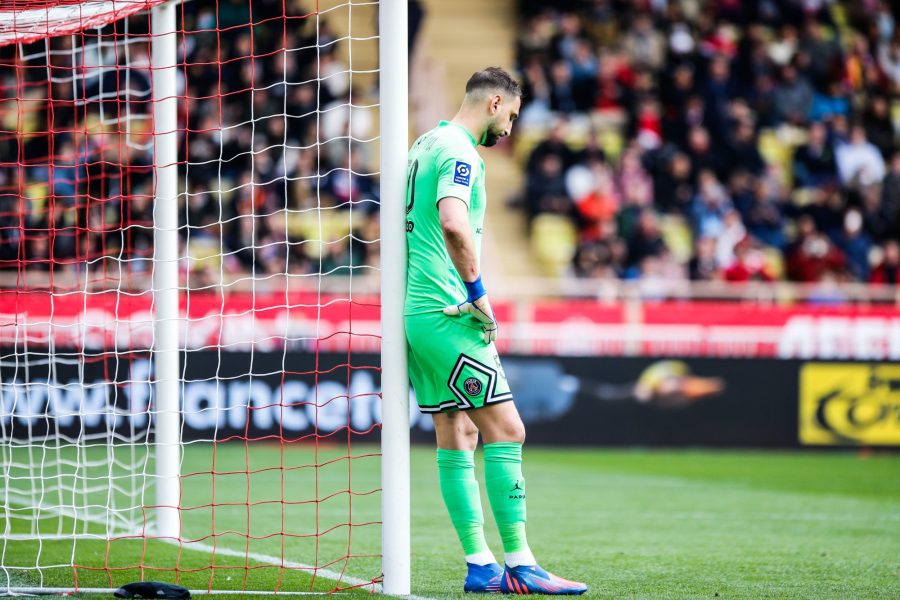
[799,363,900,446]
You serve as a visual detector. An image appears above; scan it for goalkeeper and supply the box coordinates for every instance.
[404,67,587,596]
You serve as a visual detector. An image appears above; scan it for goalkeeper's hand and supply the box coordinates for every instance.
[443,276,497,344]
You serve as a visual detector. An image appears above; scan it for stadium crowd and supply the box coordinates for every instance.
[0,0,379,287]
[514,0,899,286]
[1,0,899,292]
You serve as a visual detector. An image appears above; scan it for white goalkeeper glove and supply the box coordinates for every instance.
[443,276,497,344]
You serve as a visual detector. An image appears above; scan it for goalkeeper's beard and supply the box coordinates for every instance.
[481,122,505,147]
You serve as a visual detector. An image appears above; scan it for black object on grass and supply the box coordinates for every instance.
[113,582,191,599]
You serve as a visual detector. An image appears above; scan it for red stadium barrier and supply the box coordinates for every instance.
[2,291,898,359]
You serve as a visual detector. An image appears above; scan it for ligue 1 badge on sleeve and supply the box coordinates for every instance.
[454,161,472,186]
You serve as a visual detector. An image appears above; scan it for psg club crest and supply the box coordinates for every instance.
[464,377,482,396]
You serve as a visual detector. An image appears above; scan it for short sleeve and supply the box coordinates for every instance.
[435,143,477,208]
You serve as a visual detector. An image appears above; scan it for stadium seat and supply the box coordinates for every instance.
[287,208,353,260]
[186,236,222,273]
[513,127,549,166]
[659,214,693,265]
[761,246,785,280]
[530,213,577,277]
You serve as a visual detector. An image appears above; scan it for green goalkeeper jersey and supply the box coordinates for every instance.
[404,120,486,315]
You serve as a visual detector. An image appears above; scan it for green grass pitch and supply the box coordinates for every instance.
[2,444,898,599]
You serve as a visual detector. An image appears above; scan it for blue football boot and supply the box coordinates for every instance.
[500,564,588,595]
[464,562,503,594]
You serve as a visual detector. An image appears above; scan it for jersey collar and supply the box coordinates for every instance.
[439,120,478,148]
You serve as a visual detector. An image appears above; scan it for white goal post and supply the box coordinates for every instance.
[150,0,182,544]
[378,0,410,594]
[1,0,410,594]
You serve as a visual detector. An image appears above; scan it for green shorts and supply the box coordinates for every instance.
[405,312,513,413]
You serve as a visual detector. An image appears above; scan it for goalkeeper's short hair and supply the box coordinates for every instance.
[465,67,522,98]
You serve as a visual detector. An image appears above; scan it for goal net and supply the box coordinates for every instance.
[0,0,407,594]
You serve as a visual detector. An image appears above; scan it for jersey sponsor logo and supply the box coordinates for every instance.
[463,377,482,396]
[453,161,472,186]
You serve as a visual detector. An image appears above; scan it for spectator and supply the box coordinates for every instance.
[809,81,850,122]
[573,129,607,165]
[593,52,630,112]
[572,220,626,279]
[526,154,571,219]
[793,121,838,188]
[625,208,666,272]
[519,58,553,126]
[798,21,842,89]
[804,185,845,240]
[835,125,886,187]
[877,37,900,90]
[773,63,814,124]
[716,208,749,267]
[570,161,620,239]
[686,126,727,181]
[660,62,696,123]
[870,240,900,285]
[650,149,694,215]
[862,95,895,160]
[768,24,798,66]
[691,170,732,238]
[834,208,872,281]
[617,146,653,209]
[569,38,598,82]
[727,120,766,176]
[623,13,665,71]
[873,2,895,44]
[786,215,846,282]
[517,12,554,65]
[526,119,578,173]
[748,72,779,127]
[703,53,737,137]
[745,178,786,249]
[688,235,720,281]
[880,152,900,240]
[548,60,580,113]
[722,237,776,282]
[551,12,584,63]
[860,184,891,242]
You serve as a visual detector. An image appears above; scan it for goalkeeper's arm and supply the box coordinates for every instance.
[438,196,497,343]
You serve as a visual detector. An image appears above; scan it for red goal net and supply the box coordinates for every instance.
[0,0,385,593]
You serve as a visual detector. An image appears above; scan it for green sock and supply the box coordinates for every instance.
[483,442,530,555]
[437,448,491,557]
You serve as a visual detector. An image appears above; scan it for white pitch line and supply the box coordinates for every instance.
[3,502,435,599]
[4,539,437,600]
[162,537,379,594]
